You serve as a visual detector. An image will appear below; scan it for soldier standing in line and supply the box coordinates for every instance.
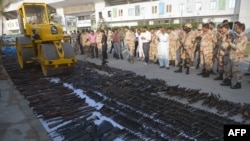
[124,26,136,64]
[208,22,217,75]
[96,30,102,58]
[193,24,203,69]
[149,28,159,64]
[225,23,247,89]
[218,23,231,86]
[197,23,216,77]
[175,26,186,67]
[174,23,196,74]
[213,24,224,80]
[81,30,90,57]
[167,27,178,66]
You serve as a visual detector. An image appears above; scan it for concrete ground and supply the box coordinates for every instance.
[0,69,52,141]
[78,54,250,104]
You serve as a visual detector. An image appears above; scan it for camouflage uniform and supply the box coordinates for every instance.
[193,30,203,69]
[168,31,177,66]
[181,30,196,67]
[81,32,90,57]
[96,31,102,57]
[149,32,159,63]
[200,30,216,76]
[175,23,196,74]
[228,32,247,88]
[211,29,218,69]
[124,30,136,63]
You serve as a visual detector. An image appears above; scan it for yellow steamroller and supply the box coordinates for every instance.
[16,2,77,76]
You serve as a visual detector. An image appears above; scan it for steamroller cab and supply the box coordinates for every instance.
[16,3,77,76]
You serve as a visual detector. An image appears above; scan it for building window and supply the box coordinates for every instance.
[210,1,216,10]
[166,5,172,13]
[128,8,135,16]
[78,16,90,20]
[118,9,123,17]
[152,6,157,14]
[196,2,202,11]
[108,11,111,17]
[229,0,235,8]
[78,16,84,21]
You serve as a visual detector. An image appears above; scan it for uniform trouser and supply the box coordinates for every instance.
[200,50,213,70]
[225,59,233,80]
[142,42,150,63]
[84,45,90,57]
[128,45,135,59]
[113,42,121,57]
[90,43,98,58]
[217,55,229,73]
[97,42,102,56]
[149,45,158,61]
[194,47,200,66]
[102,43,108,60]
[180,48,191,67]
[231,61,242,86]
[169,46,177,62]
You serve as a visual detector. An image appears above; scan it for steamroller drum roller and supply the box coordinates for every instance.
[16,36,33,69]
[40,43,75,76]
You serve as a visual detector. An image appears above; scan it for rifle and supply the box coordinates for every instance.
[48,107,96,128]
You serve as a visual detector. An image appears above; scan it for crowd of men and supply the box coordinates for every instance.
[67,19,248,89]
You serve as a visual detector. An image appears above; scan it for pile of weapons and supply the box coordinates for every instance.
[75,60,250,121]
[2,55,249,141]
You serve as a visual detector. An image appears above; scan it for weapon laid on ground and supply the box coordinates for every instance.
[48,106,96,128]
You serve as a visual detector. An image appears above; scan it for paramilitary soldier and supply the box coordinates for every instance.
[124,26,136,64]
[197,23,216,77]
[222,23,247,89]
[174,23,196,74]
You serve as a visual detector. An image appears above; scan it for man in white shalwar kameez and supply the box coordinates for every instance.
[157,27,170,69]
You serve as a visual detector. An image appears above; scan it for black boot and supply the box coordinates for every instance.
[197,69,205,75]
[120,54,123,60]
[174,66,183,73]
[220,78,231,86]
[186,67,190,75]
[231,82,241,89]
[214,73,223,80]
[202,70,210,77]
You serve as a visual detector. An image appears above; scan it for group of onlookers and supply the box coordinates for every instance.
[66,19,248,89]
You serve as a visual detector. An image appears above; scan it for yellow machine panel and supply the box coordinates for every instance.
[16,2,77,76]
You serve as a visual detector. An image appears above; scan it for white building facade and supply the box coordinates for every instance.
[1,0,250,35]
